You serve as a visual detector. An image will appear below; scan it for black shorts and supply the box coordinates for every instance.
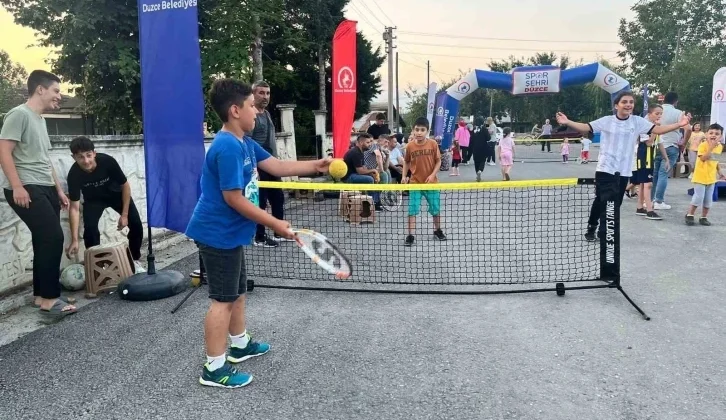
[631,168,654,185]
[451,159,461,167]
[197,242,247,302]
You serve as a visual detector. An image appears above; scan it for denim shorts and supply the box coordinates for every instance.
[197,242,247,302]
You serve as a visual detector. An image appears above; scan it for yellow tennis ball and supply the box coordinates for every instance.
[329,159,348,179]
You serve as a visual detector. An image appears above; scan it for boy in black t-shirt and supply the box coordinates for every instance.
[65,137,144,271]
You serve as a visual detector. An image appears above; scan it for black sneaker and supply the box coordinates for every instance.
[375,203,383,211]
[273,234,294,242]
[685,214,695,226]
[645,211,662,220]
[404,235,415,247]
[635,208,647,216]
[699,217,711,226]
[584,225,597,242]
[254,235,279,247]
[433,229,447,241]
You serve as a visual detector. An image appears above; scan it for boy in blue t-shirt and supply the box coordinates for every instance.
[185,79,331,388]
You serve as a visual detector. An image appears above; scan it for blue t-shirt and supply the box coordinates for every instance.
[185,131,271,249]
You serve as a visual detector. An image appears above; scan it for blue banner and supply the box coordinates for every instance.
[137,0,205,233]
[432,91,448,138]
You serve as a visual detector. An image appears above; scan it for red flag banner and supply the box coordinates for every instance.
[332,20,357,158]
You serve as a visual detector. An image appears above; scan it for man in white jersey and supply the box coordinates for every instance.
[556,91,690,241]
[651,92,691,210]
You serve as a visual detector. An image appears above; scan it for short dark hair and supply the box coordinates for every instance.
[413,117,430,130]
[27,70,61,96]
[648,103,663,113]
[375,113,386,121]
[209,79,253,123]
[612,90,635,105]
[356,133,372,142]
[707,123,724,133]
[252,80,270,90]
[70,136,95,155]
[664,92,678,105]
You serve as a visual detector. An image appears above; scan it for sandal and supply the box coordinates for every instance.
[32,296,75,308]
[39,299,77,323]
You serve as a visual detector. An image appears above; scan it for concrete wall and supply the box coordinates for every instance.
[0,130,296,296]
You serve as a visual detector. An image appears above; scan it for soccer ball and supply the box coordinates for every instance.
[329,159,348,180]
[60,263,86,291]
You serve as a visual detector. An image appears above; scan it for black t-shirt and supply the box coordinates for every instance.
[67,153,128,203]
[342,147,365,181]
[367,123,390,139]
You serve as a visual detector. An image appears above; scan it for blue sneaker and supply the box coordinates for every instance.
[227,339,271,363]
[199,362,253,389]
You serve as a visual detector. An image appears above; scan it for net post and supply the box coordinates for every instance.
[598,173,620,286]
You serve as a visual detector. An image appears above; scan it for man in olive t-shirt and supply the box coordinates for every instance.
[0,70,76,319]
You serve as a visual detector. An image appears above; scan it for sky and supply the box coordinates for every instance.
[1,0,637,108]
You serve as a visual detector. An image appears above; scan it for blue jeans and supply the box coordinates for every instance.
[652,145,680,203]
[345,173,379,203]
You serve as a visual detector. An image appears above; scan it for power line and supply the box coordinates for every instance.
[351,0,388,30]
[398,30,621,44]
[398,41,620,53]
[347,3,384,32]
[370,0,395,26]
[399,51,510,60]
[398,57,458,78]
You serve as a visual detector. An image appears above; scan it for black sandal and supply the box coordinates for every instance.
[39,299,77,323]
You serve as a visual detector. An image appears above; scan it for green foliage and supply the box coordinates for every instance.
[618,0,726,116]
[0,50,27,114]
[1,0,383,138]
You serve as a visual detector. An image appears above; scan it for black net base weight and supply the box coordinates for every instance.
[247,178,600,287]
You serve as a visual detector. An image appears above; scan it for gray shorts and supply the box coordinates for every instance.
[691,183,715,209]
[197,242,247,302]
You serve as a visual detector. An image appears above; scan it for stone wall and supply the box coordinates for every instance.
[0,130,295,296]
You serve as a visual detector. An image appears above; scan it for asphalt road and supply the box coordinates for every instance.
[1,159,724,420]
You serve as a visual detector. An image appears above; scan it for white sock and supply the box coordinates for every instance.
[230,330,250,348]
[206,353,226,371]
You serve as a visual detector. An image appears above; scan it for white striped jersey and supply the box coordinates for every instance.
[589,115,654,177]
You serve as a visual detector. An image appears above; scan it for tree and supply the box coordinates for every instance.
[617,0,726,115]
[1,0,383,140]
[0,50,27,114]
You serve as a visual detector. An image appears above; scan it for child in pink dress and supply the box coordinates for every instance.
[497,127,515,181]
[561,138,570,163]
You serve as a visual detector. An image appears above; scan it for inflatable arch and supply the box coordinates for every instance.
[432,63,631,148]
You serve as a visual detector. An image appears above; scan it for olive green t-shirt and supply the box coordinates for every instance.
[0,104,55,189]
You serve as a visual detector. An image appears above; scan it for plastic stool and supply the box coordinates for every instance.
[83,242,134,298]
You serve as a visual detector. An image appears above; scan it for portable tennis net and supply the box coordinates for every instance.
[243,178,648,319]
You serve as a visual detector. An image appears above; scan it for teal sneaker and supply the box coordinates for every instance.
[227,340,271,363]
[199,362,253,389]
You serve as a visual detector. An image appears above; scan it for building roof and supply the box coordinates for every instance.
[1,87,85,115]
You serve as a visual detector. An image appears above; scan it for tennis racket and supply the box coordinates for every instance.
[293,229,352,280]
[381,190,402,211]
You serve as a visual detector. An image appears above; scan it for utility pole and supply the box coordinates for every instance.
[669,27,682,91]
[395,52,400,134]
[427,60,430,89]
[383,27,396,132]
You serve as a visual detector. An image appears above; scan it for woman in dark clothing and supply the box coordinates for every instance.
[470,117,491,182]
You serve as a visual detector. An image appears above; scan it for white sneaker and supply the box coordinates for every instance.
[134,261,147,273]
[488,162,496,166]
[476,171,482,182]
[653,202,672,210]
